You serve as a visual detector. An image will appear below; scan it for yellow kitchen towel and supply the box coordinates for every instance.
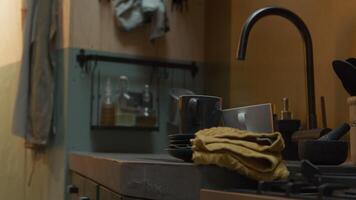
[191,127,289,181]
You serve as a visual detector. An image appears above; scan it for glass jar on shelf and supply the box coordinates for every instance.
[115,76,137,126]
[100,78,115,126]
[136,84,157,127]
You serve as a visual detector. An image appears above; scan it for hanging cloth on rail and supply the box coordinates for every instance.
[111,0,170,41]
[13,0,57,149]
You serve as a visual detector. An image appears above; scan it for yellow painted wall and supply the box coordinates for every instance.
[204,0,231,106]
[0,0,65,199]
[0,0,22,66]
[0,0,26,199]
[228,0,355,129]
[64,0,205,61]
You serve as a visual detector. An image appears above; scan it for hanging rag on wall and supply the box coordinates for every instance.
[111,0,169,41]
[12,0,57,149]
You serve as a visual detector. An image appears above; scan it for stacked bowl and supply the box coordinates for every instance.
[166,134,194,162]
[166,94,222,162]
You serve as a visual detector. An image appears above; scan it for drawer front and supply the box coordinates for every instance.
[70,172,99,200]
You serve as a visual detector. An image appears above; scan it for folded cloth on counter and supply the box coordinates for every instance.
[191,127,289,181]
[111,0,169,41]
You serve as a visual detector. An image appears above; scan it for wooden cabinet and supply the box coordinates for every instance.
[69,172,99,200]
[99,187,121,200]
[70,172,142,200]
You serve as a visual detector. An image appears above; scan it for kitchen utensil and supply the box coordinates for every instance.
[223,103,274,133]
[320,96,328,129]
[178,95,222,134]
[318,123,350,141]
[292,128,331,142]
[298,123,350,165]
[289,97,330,160]
[166,148,192,162]
[168,88,194,126]
[332,60,356,96]
[237,6,318,129]
[292,97,331,142]
[298,140,348,165]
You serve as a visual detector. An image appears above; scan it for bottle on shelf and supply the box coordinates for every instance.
[136,84,157,127]
[115,76,136,126]
[100,78,115,126]
[142,84,152,117]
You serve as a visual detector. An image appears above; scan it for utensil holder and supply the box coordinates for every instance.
[348,97,356,164]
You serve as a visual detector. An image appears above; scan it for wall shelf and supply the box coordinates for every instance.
[76,49,198,132]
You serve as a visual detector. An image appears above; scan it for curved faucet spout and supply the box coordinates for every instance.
[237,7,317,129]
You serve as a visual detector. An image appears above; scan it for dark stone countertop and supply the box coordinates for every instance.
[69,152,256,200]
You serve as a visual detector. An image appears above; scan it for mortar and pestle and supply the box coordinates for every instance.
[298,123,350,165]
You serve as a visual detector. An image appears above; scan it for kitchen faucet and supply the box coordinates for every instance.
[237,7,317,129]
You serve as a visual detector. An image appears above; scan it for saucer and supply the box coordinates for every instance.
[166,148,193,162]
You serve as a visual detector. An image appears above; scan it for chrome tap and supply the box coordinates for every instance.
[237,7,317,129]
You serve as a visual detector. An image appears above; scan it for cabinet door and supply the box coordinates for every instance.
[83,177,99,200]
[70,172,99,200]
[70,173,85,200]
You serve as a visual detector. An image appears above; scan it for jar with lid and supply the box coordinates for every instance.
[100,78,115,126]
[136,84,157,127]
[115,76,136,126]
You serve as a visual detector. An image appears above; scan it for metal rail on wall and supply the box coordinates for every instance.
[76,49,199,77]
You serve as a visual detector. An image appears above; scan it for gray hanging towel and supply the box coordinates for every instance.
[111,0,169,41]
[12,0,34,139]
[147,0,169,40]
[13,0,56,148]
